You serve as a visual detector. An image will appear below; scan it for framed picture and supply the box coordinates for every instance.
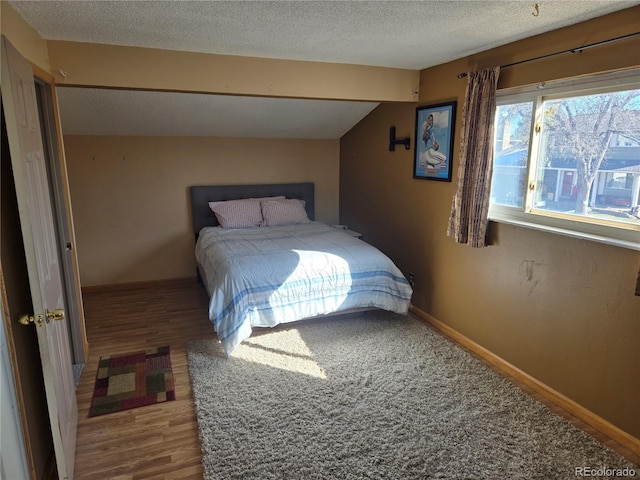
[414,101,456,181]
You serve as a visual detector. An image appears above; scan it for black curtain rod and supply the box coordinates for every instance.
[457,31,640,79]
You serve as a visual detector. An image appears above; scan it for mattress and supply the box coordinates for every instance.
[195,221,413,355]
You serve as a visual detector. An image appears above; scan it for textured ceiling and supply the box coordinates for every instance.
[10,0,638,70]
[9,0,639,138]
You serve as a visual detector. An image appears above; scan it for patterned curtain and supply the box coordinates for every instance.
[447,67,500,247]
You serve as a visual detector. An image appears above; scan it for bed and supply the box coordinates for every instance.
[191,183,413,355]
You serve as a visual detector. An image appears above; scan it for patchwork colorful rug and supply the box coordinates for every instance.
[89,346,175,417]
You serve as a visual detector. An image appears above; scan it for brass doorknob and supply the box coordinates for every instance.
[46,309,65,321]
[18,313,45,327]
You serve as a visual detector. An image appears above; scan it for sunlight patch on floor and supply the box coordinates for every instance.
[235,329,327,379]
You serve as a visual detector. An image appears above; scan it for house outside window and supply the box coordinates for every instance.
[489,70,640,250]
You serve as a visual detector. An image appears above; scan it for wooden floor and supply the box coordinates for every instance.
[74,278,639,479]
[74,278,215,479]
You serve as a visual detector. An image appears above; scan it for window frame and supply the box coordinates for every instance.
[488,69,640,251]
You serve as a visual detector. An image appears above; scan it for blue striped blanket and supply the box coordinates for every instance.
[195,222,413,355]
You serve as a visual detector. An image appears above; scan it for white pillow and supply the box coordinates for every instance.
[261,199,311,227]
[208,199,263,228]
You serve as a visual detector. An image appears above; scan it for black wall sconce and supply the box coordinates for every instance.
[389,126,411,151]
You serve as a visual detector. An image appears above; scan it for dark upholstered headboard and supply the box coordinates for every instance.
[190,183,315,239]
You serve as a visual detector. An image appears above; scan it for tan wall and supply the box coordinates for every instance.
[47,40,419,102]
[0,3,50,72]
[64,135,339,286]
[340,7,640,438]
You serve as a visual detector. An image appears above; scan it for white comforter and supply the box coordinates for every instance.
[195,222,413,355]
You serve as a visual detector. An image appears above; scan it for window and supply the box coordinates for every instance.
[489,70,640,250]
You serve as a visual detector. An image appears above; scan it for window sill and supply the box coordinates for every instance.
[488,210,640,251]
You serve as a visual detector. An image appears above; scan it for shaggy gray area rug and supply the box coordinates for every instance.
[188,311,638,479]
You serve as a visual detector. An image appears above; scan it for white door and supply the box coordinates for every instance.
[1,36,78,480]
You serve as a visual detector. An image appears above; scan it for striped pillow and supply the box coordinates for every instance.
[208,199,263,228]
[261,199,310,227]
[249,196,285,202]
